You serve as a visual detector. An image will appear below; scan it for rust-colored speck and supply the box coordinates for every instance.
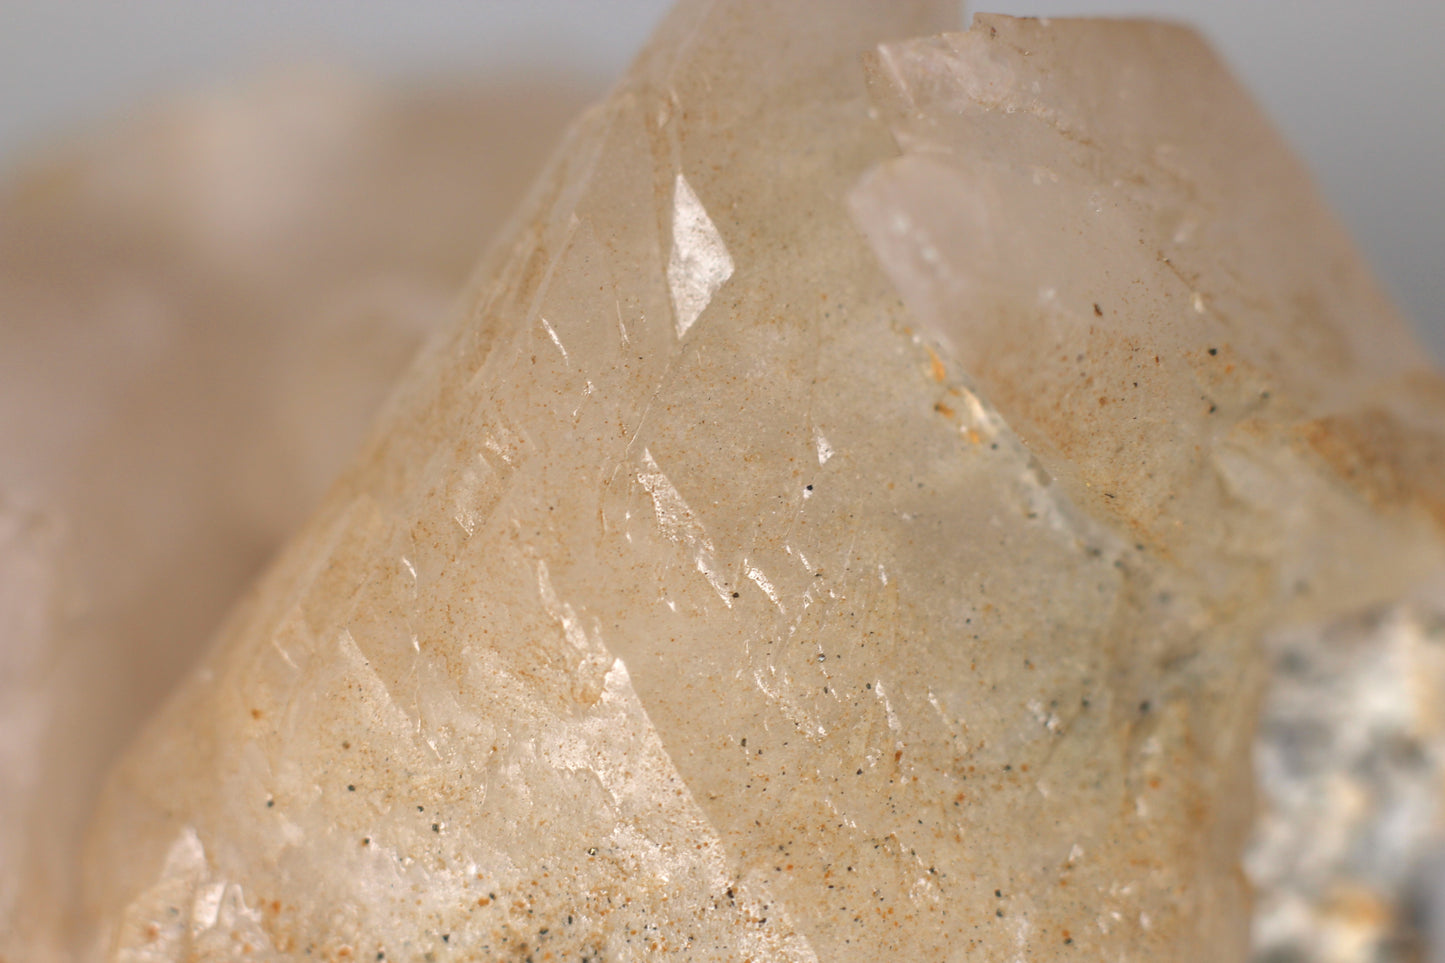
[927,346,947,383]
[1300,407,1445,529]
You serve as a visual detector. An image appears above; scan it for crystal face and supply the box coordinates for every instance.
[5,3,1445,962]
[0,72,588,963]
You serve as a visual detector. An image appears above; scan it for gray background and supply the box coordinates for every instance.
[1,0,1440,358]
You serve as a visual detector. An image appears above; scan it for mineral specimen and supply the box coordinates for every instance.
[850,19,1445,956]
[0,72,586,963]
[7,1,1445,962]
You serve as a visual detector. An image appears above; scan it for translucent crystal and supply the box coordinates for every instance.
[850,16,1445,960]
[11,4,1445,963]
[0,71,586,963]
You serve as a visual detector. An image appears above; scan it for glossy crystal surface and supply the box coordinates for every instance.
[9,4,1445,962]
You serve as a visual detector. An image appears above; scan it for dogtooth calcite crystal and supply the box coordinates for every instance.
[9,2,1445,961]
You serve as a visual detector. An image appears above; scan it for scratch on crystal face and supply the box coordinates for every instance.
[270,634,300,671]
[925,687,953,732]
[573,379,594,419]
[614,300,630,345]
[638,449,704,544]
[692,555,731,604]
[813,427,835,465]
[638,448,731,605]
[744,560,784,613]
[873,679,902,736]
[539,316,569,363]
[667,173,733,339]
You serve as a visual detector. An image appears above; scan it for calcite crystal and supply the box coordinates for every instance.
[0,72,586,963]
[8,2,1444,961]
[850,20,1445,957]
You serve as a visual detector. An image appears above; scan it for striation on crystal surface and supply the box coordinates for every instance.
[0,71,587,963]
[6,3,1444,962]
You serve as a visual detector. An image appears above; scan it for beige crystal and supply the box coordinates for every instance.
[0,71,587,963]
[7,2,1445,962]
[850,18,1445,958]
